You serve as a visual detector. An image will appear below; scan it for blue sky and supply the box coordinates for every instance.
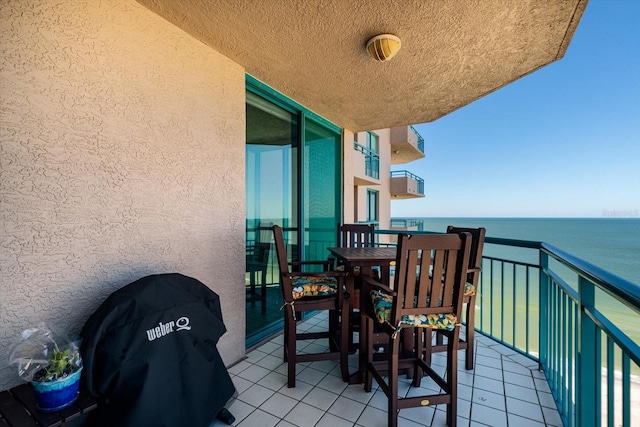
[393,0,640,218]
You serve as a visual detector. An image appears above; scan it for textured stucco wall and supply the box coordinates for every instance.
[0,0,246,389]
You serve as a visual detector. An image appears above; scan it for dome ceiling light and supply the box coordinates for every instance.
[366,34,401,62]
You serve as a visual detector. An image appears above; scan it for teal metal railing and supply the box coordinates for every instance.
[409,125,425,153]
[538,242,640,427]
[390,170,425,195]
[390,218,425,231]
[353,142,379,179]
[247,225,640,425]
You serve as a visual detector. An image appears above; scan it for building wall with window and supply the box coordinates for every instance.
[348,129,391,242]
[0,0,247,389]
[352,129,391,228]
[375,128,392,232]
[342,130,357,224]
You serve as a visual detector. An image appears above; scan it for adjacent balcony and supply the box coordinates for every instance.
[390,218,425,231]
[390,125,425,165]
[353,142,380,186]
[390,170,425,199]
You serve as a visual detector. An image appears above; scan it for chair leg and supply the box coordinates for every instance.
[447,328,460,427]
[285,315,297,388]
[387,337,400,427]
[260,269,268,314]
[328,310,339,352]
[465,296,475,370]
[339,301,350,382]
[283,315,289,363]
[424,328,434,367]
[413,328,425,387]
[363,314,373,393]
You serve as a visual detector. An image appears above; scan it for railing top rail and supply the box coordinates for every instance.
[390,170,424,182]
[353,141,379,158]
[376,228,640,312]
[409,125,425,153]
[484,236,542,249]
[541,242,640,311]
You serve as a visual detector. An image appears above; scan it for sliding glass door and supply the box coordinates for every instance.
[245,78,342,344]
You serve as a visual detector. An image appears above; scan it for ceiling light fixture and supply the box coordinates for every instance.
[366,34,401,62]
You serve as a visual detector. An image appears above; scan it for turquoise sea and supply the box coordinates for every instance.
[393,217,640,376]
[393,217,640,285]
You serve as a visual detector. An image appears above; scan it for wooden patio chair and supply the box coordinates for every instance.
[337,223,376,249]
[427,226,486,370]
[333,223,377,348]
[360,232,471,427]
[330,223,376,270]
[272,225,351,388]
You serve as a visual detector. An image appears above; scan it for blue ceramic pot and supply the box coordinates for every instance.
[31,367,82,412]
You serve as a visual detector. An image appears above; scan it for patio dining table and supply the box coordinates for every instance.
[326,246,398,383]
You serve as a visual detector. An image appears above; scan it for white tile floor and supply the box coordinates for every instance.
[212,312,562,427]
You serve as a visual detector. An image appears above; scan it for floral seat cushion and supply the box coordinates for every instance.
[370,290,459,331]
[292,276,338,300]
[464,282,476,297]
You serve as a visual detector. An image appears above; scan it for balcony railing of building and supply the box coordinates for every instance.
[353,142,379,180]
[248,226,640,426]
[390,170,425,196]
[409,125,425,153]
[390,125,425,165]
[390,218,425,231]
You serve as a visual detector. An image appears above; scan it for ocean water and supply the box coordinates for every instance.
[393,217,640,376]
[395,217,640,285]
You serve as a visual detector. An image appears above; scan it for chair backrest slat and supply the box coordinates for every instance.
[415,250,431,309]
[272,225,294,302]
[391,232,471,325]
[446,226,486,287]
[403,249,420,308]
[337,223,376,248]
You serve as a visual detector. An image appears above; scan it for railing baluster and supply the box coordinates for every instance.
[490,259,495,336]
[568,301,574,427]
[578,275,597,426]
[607,337,614,427]
[622,353,630,427]
[512,265,517,348]
[501,261,505,341]
[540,251,549,370]
[526,265,531,356]
[560,283,565,413]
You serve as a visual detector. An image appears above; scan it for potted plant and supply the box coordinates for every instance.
[10,324,83,412]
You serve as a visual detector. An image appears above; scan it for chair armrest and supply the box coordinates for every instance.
[287,271,349,279]
[289,259,333,272]
[360,274,395,295]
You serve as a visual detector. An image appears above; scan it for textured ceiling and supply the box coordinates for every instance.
[137,0,588,132]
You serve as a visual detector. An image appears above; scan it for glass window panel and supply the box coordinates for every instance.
[244,84,342,345]
[246,91,298,339]
[367,189,379,222]
[366,131,379,154]
[303,117,341,265]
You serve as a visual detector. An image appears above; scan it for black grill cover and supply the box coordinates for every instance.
[80,273,236,427]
